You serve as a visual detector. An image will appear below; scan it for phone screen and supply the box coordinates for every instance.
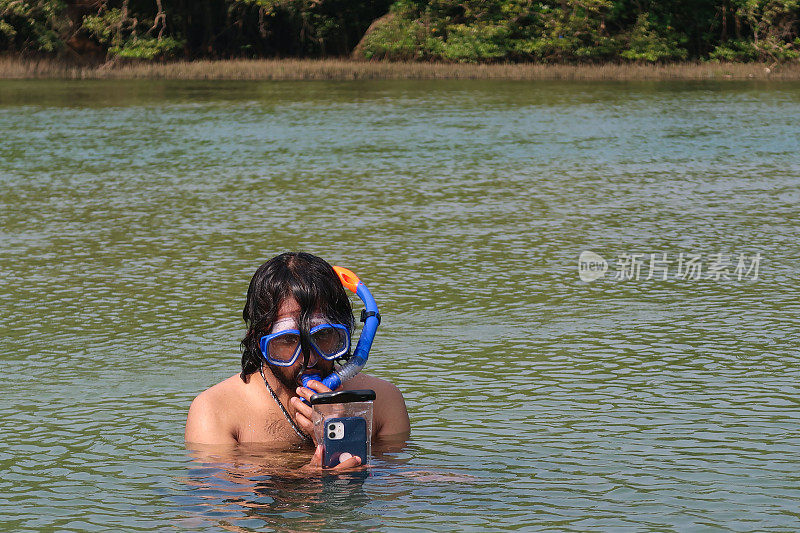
[322,416,368,468]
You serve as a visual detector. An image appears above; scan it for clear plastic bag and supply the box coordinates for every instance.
[310,389,375,467]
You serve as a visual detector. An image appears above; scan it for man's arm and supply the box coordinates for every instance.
[185,390,238,444]
[372,379,411,439]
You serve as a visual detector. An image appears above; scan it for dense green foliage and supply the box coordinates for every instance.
[1,0,798,62]
[1,0,392,59]
[361,0,800,62]
[0,0,66,52]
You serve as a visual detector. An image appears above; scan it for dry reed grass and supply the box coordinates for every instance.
[2,57,799,81]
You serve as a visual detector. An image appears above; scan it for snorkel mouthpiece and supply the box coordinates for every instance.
[300,266,379,392]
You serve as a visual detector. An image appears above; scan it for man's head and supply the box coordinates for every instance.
[240,252,354,387]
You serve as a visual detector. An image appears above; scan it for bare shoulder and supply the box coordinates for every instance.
[185,374,245,444]
[346,373,410,439]
[346,373,399,395]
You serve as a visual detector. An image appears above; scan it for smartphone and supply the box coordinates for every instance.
[322,416,368,469]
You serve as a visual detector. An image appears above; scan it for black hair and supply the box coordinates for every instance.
[240,252,354,382]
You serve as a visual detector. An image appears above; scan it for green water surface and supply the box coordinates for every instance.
[1,79,799,531]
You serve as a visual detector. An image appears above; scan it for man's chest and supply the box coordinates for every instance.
[234,408,309,445]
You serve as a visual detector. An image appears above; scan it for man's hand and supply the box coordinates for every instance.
[301,444,363,472]
[290,379,332,444]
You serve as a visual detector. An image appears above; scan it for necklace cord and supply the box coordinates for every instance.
[259,363,313,444]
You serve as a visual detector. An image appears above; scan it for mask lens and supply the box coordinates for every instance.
[266,332,301,363]
[310,325,348,359]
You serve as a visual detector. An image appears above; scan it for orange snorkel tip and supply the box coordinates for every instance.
[333,266,360,293]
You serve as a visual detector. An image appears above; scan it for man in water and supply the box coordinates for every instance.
[185,252,410,468]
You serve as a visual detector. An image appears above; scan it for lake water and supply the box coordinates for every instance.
[1,79,799,531]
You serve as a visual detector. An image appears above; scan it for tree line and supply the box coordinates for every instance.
[1,0,798,63]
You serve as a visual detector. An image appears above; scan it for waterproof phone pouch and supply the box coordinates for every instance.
[309,389,375,468]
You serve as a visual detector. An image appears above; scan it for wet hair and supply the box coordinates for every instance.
[240,252,354,382]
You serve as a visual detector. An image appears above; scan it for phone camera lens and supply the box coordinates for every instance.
[328,432,335,438]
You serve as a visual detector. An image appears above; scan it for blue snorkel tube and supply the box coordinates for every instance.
[300,266,380,392]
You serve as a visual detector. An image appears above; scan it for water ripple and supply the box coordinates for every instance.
[1,79,799,531]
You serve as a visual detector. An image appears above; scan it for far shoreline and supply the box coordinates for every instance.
[1,57,799,81]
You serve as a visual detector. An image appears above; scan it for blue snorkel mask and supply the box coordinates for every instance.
[260,318,351,367]
[258,266,380,392]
